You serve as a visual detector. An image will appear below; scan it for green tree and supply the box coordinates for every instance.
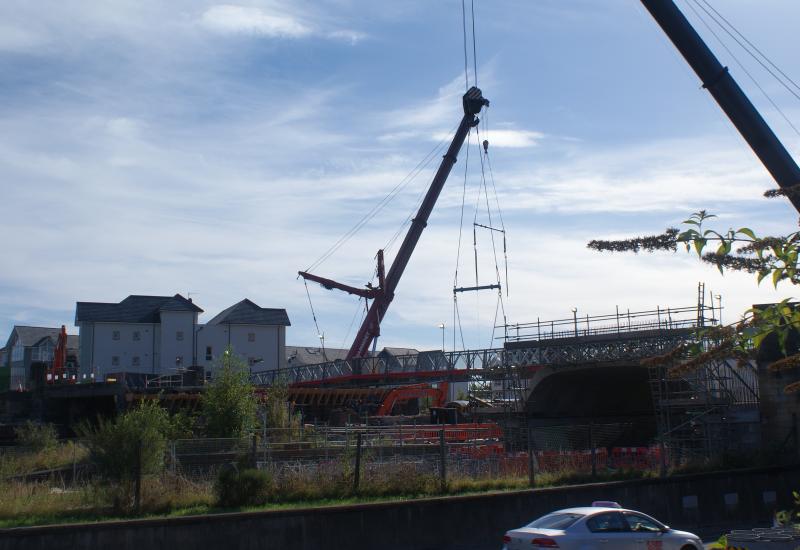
[203,347,258,438]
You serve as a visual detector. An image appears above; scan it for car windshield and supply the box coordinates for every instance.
[527,513,584,530]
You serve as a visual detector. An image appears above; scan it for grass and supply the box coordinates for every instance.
[0,441,88,479]
[0,442,757,530]
[0,465,662,529]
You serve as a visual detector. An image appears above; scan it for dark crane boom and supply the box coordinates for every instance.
[639,0,800,213]
[300,87,489,359]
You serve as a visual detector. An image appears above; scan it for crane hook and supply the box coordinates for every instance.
[482,139,489,153]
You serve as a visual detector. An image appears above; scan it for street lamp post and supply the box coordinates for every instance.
[572,308,578,337]
[318,333,328,362]
[438,323,445,352]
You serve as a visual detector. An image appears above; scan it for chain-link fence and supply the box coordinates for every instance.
[166,422,671,492]
[528,423,666,473]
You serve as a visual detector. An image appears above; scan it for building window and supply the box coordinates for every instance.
[112,330,120,341]
[205,346,213,361]
[132,356,141,367]
[248,332,255,342]
[176,331,184,341]
[133,331,141,341]
[111,356,120,367]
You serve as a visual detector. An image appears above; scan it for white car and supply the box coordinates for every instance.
[501,505,703,549]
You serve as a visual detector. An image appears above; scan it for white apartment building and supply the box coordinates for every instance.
[75,294,289,380]
[196,299,289,374]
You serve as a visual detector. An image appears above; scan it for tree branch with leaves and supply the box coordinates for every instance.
[589,190,800,390]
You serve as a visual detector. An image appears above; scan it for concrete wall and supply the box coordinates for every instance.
[2,465,799,550]
[758,364,800,454]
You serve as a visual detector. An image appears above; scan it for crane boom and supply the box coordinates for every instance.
[639,0,800,213]
[300,87,489,360]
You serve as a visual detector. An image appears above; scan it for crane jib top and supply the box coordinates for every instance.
[301,87,489,360]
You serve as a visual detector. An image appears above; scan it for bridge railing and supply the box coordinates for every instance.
[250,348,509,386]
[250,327,699,387]
[500,304,717,342]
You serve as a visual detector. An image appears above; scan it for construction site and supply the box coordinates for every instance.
[1,0,799,481]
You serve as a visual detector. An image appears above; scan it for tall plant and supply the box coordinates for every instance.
[79,399,172,481]
[203,347,258,438]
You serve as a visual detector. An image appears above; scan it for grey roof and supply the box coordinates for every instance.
[207,299,290,326]
[9,326,64,347]
[286,345,349,366]
[76,294,202,324]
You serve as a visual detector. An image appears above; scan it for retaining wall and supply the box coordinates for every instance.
[2,465,799,550]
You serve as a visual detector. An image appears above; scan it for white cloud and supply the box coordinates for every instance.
[486,137,780,214]
[200,4,311,37]
[0,24,46,52]
[327,29,367,45]
[432,129,544,148]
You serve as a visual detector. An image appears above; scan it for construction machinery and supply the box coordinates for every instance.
[299,87,490,359]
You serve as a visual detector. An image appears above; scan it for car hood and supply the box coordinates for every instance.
[667,528,701,540]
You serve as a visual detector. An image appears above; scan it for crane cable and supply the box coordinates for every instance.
[461,0,479,89]
[453,130,473,352]
[475,125,507,349]
[694,0,800,102]
[304,121,459,275]
[683,0,800,139]
[303,278,324,345]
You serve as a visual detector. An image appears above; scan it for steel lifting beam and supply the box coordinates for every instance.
[639,0,800,213]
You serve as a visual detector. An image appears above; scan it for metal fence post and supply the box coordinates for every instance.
[527,426,535,488]
[72,441,77,483]
[589,421,597,480]
[251,434,258,468]
[439,429,447,493]
[134,438,142,513]
[353,432,362,494]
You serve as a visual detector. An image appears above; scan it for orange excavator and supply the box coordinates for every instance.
[46,325,73,384]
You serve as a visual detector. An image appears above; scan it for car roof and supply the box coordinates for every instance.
[549,507,634,515]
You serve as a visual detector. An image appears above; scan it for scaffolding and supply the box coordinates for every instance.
[648,356,759,463]
[647,285,760,463]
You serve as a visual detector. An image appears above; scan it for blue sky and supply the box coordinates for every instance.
[2,0,800,352]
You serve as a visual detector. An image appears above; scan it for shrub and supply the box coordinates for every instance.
[215,467,272,507]
[78,400,173,482]
[14,422,58,451]
[203,348,258,438]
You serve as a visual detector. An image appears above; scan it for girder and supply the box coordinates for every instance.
[251,328,695,387]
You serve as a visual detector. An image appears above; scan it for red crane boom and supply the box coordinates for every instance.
[300,87,489,359]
